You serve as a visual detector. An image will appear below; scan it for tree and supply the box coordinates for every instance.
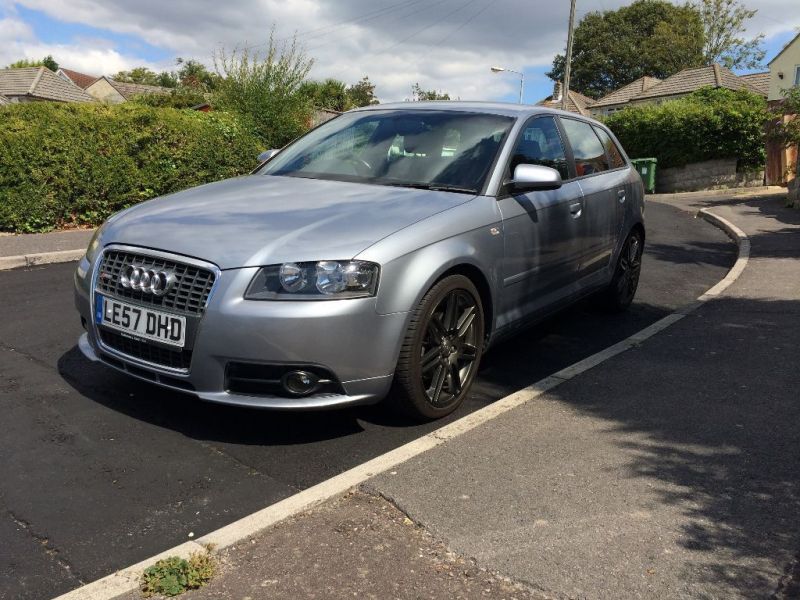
[409,83,450,101]
[299,78,349,111]
[346,76,379,107]
[7,55,58,71]
[176,58,219,90]
[42,55,58,72]
[212,31,314,147]
[114,67,158,85]
[548,0,705,99]
[694,0,765,70]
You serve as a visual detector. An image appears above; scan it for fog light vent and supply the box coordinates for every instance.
[225,362,344,398]
[282,370,320,396]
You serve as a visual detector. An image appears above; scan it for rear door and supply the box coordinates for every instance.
[558,117,619,279]
[496,115,584,327]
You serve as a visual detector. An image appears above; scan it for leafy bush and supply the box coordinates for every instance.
[605,87,768,169]
[0,102,261,232]
[141,552,215,597]
[130,87,209,109]
[212,32,314,148]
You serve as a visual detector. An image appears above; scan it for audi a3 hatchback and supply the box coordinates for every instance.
[74,102,645,420]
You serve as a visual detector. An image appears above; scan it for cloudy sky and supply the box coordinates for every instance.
[1,0,798,103]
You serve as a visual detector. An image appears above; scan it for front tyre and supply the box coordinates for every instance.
[390,275,484,421]
[601,229,643,311]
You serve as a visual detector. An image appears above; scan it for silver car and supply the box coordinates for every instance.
[74,102,644,420]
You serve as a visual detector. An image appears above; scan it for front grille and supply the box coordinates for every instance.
[100,330,192,370]
[96,250,216,315]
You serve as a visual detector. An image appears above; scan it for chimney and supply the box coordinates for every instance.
[553,81,563,102]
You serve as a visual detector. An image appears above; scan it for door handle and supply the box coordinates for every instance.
[569,202,582,217]
[617,189,626,203]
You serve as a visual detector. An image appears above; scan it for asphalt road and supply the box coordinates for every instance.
[0,202,735,600]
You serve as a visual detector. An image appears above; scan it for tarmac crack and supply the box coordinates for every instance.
[192,440,302,492]
[772,550,800,599]
[358,487,554,599]
[6,510,86,586]
[0,342,57,373]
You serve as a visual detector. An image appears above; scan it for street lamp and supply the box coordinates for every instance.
[490,66,525,104]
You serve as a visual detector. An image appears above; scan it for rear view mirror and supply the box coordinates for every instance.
[258,149,280,163]
[507,164,562,193]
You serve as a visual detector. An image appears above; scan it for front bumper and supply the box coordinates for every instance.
[74,252,408,409]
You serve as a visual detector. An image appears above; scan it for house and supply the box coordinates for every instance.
[0,66,95,103]
[589,64,766,118]
[536,82,594,116]
[739,71,770,96]
[590,76,662,117]
[765,32,800,185]
[767,31,800,102]
[55,67,98,89]
[84,76,171,104]
[311,108,340,126]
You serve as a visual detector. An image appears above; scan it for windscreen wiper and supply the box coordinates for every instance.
[382,182,477,194]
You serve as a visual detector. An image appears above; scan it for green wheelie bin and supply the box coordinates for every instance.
[631,158,657,194]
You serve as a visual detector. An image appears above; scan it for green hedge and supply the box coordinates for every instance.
[605,87,768,170]
[0,102,262,232]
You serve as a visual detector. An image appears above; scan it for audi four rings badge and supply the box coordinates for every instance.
[119,265,176,296]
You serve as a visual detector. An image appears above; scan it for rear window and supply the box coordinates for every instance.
[593,126,626,169]
[560,118,610,176]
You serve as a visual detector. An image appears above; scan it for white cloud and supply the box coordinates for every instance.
[0,16,157,74]
[5,0,800,100]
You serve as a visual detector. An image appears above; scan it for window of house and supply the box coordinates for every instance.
[794,65,800,87]
[560,118,610,176]
[508,116,569,180]
[593,126,626,169]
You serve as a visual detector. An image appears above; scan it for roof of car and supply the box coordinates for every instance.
[351,100,595,120]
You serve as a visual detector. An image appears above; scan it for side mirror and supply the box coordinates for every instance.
[258,149,280,163]
[507,164,562,193]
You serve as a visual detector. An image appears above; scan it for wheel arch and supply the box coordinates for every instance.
[433,263,494,345]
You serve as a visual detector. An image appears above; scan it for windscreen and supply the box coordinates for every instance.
[260,110,514,194]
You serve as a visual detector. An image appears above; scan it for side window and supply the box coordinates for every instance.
[509,116,569,180]
[560,118,610,176]
[593,126,626,169]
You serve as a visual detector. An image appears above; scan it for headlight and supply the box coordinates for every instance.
[245,260,380,300]
[84,224,106,263]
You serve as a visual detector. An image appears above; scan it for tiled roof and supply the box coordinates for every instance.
[635,64,765,100]
[592,76,662,108]
[537,89,595,116]
[0,67,95,102]
[739,72,770,96]
[105,78,172,99]
[57,68,98,89]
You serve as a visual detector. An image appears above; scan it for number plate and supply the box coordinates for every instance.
[97,296,186,348]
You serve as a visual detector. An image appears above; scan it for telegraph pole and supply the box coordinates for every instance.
[562,0,577,111]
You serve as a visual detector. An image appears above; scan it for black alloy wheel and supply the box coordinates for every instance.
[391,275,484,421]
[603,229,643,310]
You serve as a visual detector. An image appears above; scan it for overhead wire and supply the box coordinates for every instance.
[304,0,457,54]
[431,0,495,49]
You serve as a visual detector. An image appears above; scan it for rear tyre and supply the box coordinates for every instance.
[390,275,484,421]
[601,229,643,311]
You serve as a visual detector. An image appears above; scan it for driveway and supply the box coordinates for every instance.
[0,202,735,600]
